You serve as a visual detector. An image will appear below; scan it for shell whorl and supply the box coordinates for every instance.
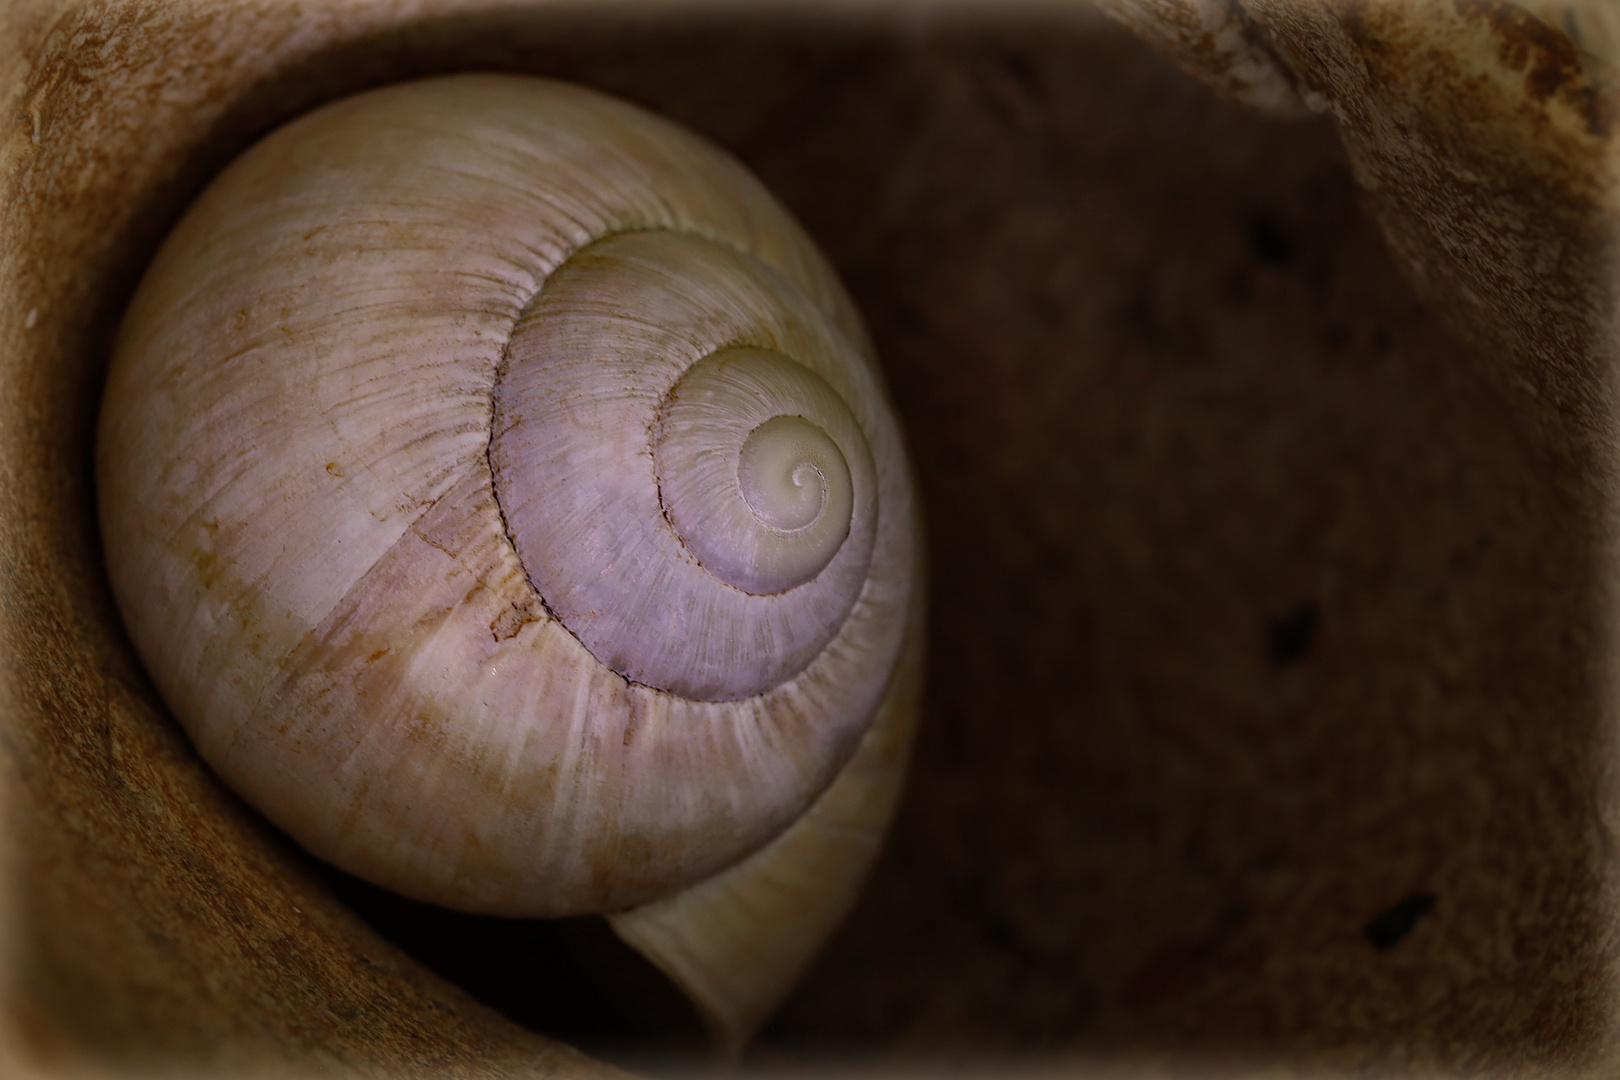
[97,74,916,918]
[491,231,880,702]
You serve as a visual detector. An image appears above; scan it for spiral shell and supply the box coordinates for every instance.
[96,74,921,1047]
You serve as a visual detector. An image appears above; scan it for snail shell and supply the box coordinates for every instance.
[96,73,922,1051]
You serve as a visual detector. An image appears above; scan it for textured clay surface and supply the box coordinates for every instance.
[1090,0,1312,115]
[5,1,1620,1078]
[1244,0,1620,456]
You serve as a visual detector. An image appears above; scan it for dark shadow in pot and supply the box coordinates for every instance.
[8,2,1613,1076]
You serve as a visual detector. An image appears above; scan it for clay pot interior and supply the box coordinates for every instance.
[3,1,1613,1076]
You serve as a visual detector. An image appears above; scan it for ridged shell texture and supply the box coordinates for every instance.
[97,74,917,920]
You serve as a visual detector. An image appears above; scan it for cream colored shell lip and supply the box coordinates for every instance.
[98,71,917,920]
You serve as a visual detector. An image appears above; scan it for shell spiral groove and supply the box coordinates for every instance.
[96,67,919,958]
[488,231,882,703]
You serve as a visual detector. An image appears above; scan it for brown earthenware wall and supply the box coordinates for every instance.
[3,1,1618,1077]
